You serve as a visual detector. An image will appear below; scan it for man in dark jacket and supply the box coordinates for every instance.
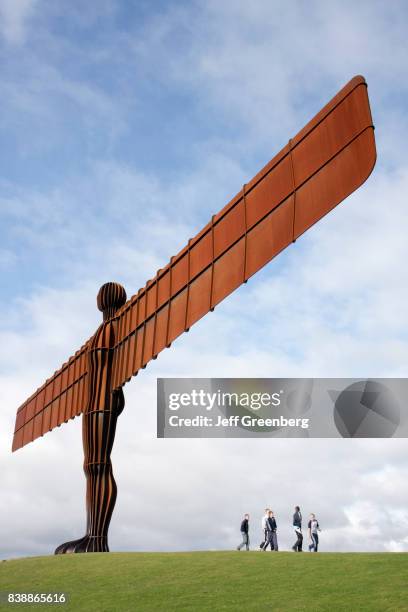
[237,513,250,550]
[292,505,303,552]
[262,511,278,551]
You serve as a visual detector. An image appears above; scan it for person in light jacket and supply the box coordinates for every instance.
[308,513,321,552]
[260,508,270,549]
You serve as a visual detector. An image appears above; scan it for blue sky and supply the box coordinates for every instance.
[1,0,408,557]
[2,0,407,302]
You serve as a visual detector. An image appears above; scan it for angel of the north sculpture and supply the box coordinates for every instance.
[12,76,376,553]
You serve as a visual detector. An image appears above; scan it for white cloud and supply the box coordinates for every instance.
[0,0,37,45]
[1,0,408,558]
[3,178,408,553]
[128,0,408,159]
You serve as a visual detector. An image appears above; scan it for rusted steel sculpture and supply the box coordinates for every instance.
[12,76,376,553]
[55,283,127,553]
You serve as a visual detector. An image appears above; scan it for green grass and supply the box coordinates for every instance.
[1,551,407,611]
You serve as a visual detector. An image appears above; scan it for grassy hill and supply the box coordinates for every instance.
[0,551,407,611]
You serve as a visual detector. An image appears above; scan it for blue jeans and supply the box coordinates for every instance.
[238,532,249,550]
[309,533,319,552]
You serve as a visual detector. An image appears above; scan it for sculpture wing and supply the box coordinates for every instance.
[111,75,376,389]
[12,75,376,451]
[12,340,90,451]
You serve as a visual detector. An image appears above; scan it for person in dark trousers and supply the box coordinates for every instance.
[308,513,321,552]
[292,505,303,552]
[270,511,279,551]
[262,510,278,551]
[261,511,273,550]
[237,513,250,550]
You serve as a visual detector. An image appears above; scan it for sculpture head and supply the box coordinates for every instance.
[97,282,127,320]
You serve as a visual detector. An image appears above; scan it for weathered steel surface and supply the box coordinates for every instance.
[12,75,376,452]
[110,75,375,385]
[54,282,126,554]
[12,342,89,451]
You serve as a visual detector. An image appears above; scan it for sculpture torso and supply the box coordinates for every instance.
[87,321,123,415]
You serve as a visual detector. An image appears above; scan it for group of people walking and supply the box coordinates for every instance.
[237,506,321,552]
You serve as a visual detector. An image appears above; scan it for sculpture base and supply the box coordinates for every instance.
[54,535,109,554]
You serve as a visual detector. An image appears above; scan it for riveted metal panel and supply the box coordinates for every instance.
[65,385,75,420]
[152,303,169,358]
[214,200,245,259]
[23,407,35,445]
[12,428,23,452]
[186,267,212,329]
[125,333,136,381]
[294,129,375,238]
[42,403,52,433]
[157,270,170,310]
[212,239,246,307]
[246,156,293,229]
[190,232,212,279]
[141,318,154,367]
[15,405,26,432]
[171,254,189,295]
[167,288,188,345]
[33,413,42,440]
[292,82,372,186]
[246,196,295,279]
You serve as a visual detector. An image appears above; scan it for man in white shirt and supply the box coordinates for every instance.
[308,513,321,552]
[260,508,270,549]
